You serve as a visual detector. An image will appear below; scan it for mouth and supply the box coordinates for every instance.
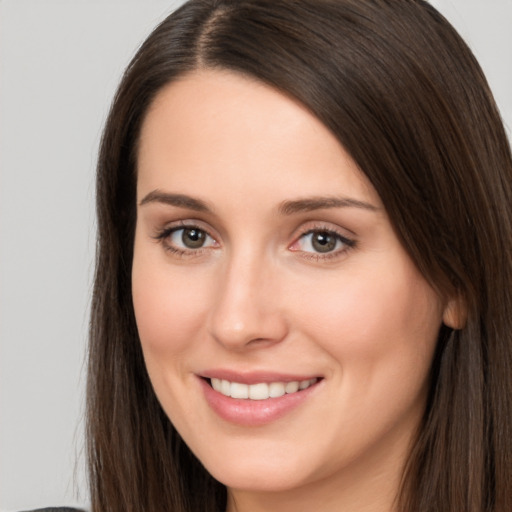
[199,374,323,426]
[205,377,320,400]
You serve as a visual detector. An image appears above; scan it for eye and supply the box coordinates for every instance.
[291,229,355,255]
[154,224,218,255]
[170,227,214,249]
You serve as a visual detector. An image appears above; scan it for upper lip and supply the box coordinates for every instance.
[199,369,322,384]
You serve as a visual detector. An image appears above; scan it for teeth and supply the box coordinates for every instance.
[210,377,318,400]
[230,382,249,399]
[220,379,230,396]
[211,378,222,392]
[269,382,285,398]
[299,379,311,390]
[285,381,299,393]
[249,383,269,400]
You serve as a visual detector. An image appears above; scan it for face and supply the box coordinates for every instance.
[132,70,448,500]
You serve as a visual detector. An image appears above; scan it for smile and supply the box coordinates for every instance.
[210,377,319,400]
[200,375,322,426]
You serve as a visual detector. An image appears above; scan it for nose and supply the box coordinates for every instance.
[208,252,288,351]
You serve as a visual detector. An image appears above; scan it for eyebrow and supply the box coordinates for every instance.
[139,190,379,215]
[139,190,212,212]
[278,196,379,215]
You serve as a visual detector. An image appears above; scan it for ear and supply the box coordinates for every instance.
[442,294,467,330]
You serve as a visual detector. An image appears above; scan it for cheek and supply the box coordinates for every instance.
[290,257,443,392]
[322,251,437,331]
[131,248,212,359]
[282,259,443,470]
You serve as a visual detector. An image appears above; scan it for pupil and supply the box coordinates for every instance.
[312,231,336,253]
[182,228,205,248]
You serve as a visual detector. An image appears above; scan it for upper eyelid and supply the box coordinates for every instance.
[155,225,217,245]
[155,219,219,238]
[300,228,355,245]
[291,221,356,241]
[300,226,349,238]
[292,228,355,249]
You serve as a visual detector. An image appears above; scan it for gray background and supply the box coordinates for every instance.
[0,1,510,510]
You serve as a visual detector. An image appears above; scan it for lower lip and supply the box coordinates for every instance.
[199,378,320,426]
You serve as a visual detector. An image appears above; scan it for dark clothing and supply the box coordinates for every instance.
[23,508,85,512]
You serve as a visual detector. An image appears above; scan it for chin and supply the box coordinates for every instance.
[207,462,312,493]
[191,438,326,493]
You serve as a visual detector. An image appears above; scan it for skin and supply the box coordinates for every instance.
[132,69,458,512]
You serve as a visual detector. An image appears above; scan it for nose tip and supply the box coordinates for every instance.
[210,314,286,350]
[208,266,288,351]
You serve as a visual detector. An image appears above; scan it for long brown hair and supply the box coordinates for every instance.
[87,1,512,510]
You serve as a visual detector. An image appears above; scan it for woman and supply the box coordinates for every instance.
[87,0,512,511]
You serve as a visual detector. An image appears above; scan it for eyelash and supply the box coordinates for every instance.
[152,222,356,261]
[291,226,356,261]
[152,222,216,258]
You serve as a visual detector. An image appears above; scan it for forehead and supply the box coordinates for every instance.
[136,69,380,208]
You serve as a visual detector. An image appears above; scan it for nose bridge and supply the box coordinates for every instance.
[208,245,286,349]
